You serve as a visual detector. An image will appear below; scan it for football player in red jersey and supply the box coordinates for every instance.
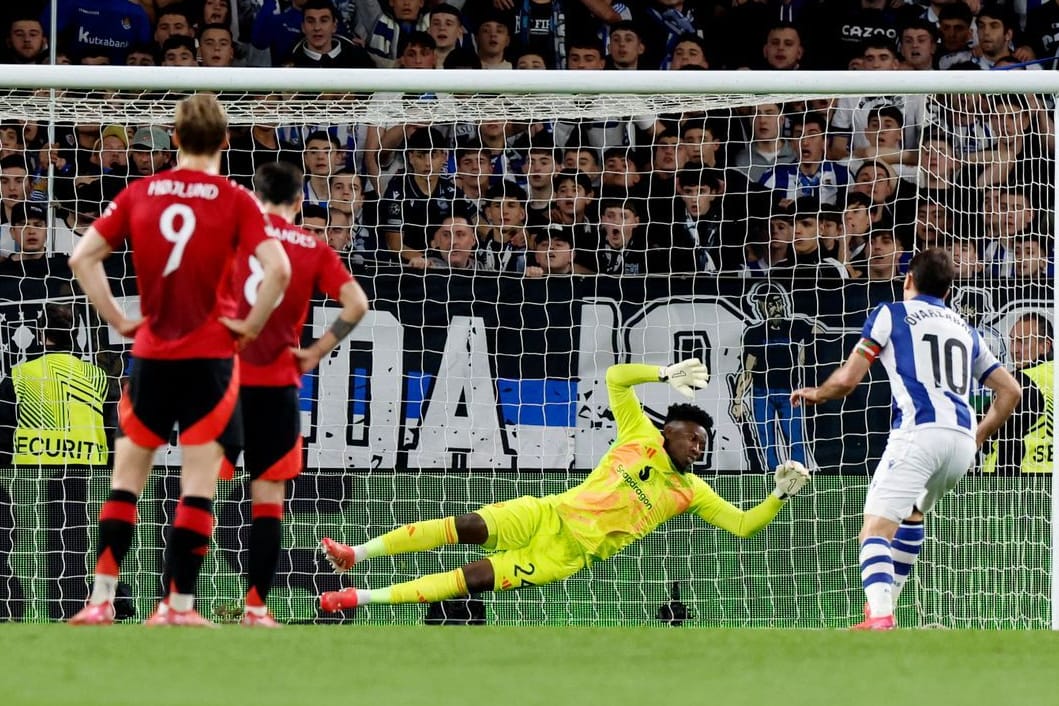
[68,94,291,626]
[227,162,368,627]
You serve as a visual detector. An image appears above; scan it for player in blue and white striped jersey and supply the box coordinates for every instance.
[791,248,1022,630]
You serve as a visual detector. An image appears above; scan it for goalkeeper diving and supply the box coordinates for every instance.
[319,360,810,611]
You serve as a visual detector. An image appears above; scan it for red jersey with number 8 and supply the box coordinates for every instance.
[93,168,268,360]
[233,213,353,387]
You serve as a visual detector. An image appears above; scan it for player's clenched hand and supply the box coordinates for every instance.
[113,316,143,338]
[219,316,261,351]
[291,346,323,374]
[660,358,709,399]
[790,387,823,407]
[772,460,810,500]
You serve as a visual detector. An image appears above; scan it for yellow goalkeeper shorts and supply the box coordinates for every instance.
[475,495,588,592]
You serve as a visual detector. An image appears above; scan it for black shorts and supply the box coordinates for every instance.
[223,385,302,482]
[119,357,242,449]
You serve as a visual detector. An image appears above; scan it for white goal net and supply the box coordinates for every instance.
[0,69,1053,628]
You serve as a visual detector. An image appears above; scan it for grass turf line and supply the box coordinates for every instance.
[5,625,1057,706]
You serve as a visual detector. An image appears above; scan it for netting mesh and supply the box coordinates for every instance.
[0,86,1051,627]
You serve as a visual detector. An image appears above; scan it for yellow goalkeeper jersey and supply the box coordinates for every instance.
[552,364,784,562]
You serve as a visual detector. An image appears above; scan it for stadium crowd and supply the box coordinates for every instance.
[0,0,1055,288]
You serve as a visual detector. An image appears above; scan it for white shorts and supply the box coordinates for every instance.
[864,427,977,523]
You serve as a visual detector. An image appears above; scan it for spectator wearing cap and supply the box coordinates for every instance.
[44,0,151,64]
[78,124,130,184]
[198,23,237,67]
[732,103,795,183]
[379,127,465,268]
[161,35,199,65]
[129,126,173,178]
[366,0,430,68]
[426,212,489,271]
[478,181,531,273]
[0,202,73,301]
[529,224,576,276]
[3,12,48,64]
[475,13,512,69]
[427,4,467,68]
[900,19,937,70]
[760,112,849,207]
[287,0,373,67]
[607,21,645,70]
[252,0,312,66]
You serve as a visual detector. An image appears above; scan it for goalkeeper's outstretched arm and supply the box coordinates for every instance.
[605,360,709,438]
[691,461,811,538]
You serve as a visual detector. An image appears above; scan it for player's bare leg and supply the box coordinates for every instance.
[242,478,285,628]
[321,512,487,572]
[147,442,223,627]
[70,438,154,625]
[853,513,900,631]
[319,514,491,611]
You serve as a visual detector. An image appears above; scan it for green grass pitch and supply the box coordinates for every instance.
[5,624,1059,706]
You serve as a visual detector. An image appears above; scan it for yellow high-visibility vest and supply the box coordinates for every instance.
[11,352,109,466]
[983,360,1053,474]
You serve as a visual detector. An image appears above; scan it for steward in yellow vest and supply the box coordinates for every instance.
[0,304,113,466]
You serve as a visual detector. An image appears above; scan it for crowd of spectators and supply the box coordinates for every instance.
[0,0,1055,293]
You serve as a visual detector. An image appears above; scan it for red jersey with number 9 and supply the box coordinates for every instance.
[232,213,354,387]
[93,168,268,360]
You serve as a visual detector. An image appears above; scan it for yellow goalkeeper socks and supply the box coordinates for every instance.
[369,568,468,605]
[367,517,459,558]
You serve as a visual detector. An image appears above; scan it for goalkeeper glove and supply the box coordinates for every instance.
[772,460,810,500]
[659,358,710,399]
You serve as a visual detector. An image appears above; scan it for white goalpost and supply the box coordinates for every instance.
[0,66,1054,628]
